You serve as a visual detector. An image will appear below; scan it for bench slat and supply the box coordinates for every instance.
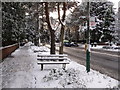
[37,54,67,57]
[37,57,67,60]
[37,62,69,64]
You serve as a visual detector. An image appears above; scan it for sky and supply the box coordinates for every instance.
[50,0,120,18]
[108,0,120,11]
[74,0,120,14]
[78,0,120,12]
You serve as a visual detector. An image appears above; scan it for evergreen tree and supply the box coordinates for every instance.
[65,2,88,42]
[66,1,115,43]
[90,1,115,43]
[2,2,26,46]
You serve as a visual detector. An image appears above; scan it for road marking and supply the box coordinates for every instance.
[53,46,119,58]
[78,49,119,57]
[91,51,120,57]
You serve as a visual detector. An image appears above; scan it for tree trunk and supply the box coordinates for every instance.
[45,2,55,54]
[59,25,65,54]
[36,3,39,46]
[58,2,66,54]
[75,26,79,42]
[50,30,55,54]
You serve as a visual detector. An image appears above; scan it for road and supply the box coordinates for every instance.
[63,46,120,80]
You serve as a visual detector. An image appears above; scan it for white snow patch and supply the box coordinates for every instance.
[79,44,119,52]
[42,61,119,88]
[1,42,119,88]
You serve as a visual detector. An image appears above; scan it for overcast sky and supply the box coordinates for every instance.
[109,0,119,10]
[78,0,120,12]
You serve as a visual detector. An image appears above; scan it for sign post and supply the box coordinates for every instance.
[86,1,90,73]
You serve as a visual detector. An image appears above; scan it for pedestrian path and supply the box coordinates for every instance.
[2,45,36,88]
[1,44,63,88]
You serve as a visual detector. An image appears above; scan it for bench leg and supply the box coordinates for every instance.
[41,64,43,70]
[62,64,66,70]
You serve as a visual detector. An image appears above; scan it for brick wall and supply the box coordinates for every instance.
[0,43,19,62]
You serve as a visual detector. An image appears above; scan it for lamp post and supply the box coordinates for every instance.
[86,1,90,73]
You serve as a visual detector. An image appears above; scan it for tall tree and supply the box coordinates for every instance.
[45,2,55,54]
[66,1,115,43]
[90,1,115,43]
[58,2,77,54]
[23,2,47,45]
[65,2,88,42]
[2,2,26,46]
[57,2,66,54]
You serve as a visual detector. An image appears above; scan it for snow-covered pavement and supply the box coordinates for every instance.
[1,43,119,88]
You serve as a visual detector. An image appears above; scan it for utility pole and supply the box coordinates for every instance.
[86,1,90,73]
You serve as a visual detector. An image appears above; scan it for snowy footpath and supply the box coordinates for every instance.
[1,43,119,88]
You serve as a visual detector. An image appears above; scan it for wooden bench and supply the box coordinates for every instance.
[37,54,70,70]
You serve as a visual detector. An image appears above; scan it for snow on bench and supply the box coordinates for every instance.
[37,57,68,61]
[37,54,70,70]
[37,54,68,57]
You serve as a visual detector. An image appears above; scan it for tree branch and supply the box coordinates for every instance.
[57,2,63,26]
[62,2,66,22]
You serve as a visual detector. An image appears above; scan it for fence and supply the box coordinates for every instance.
[0,43,19,62]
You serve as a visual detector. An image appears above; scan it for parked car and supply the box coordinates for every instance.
[64,42,78,47]
[64,42,71,47]
[102,45,120,49]
[91,42,97,47]
[114,46,120,49]
[102,46,113,49]
[70,42,78,47]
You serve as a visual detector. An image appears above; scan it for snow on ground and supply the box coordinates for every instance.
[31,45,50,53]
[91,46,104,49]
[79,44,119,52]
[1,42,119,88]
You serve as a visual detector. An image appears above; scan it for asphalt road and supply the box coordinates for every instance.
[63,46,120,80]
